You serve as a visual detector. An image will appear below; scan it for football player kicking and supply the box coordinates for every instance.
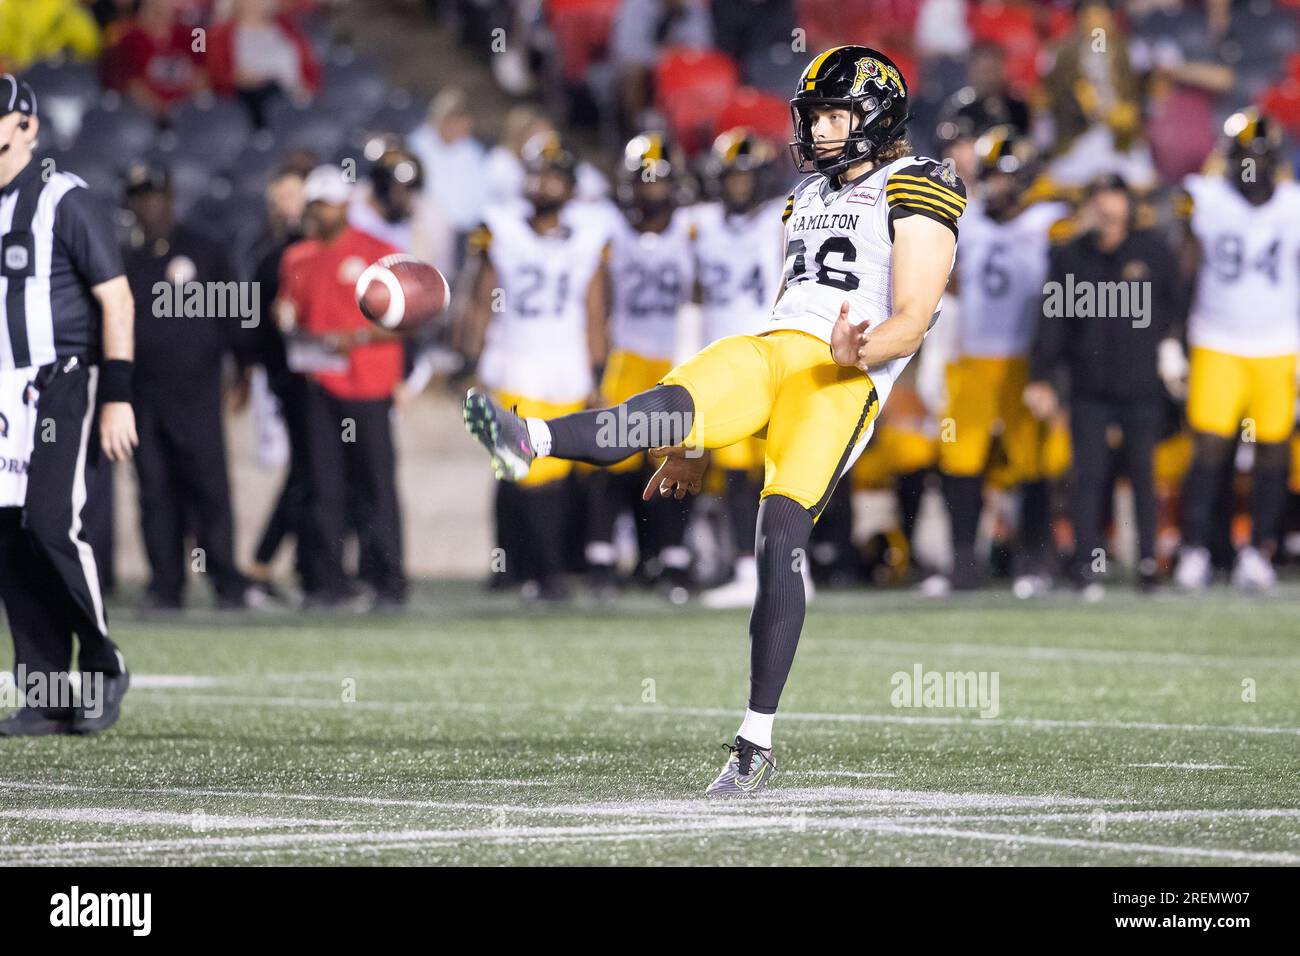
[464,46,965,794]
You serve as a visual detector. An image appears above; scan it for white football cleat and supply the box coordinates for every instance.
[1012,574,1049,599]
[1173,546,1212,590]
[1231,546,1276,591]
[917,573,952,598]
[701,558,758,609]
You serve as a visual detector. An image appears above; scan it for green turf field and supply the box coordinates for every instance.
[1,582,1297,866]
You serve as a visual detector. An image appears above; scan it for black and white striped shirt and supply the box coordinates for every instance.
[0,157,124,370]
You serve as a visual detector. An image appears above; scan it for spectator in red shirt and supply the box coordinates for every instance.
[104,0,206,118]
[206,0,321,128]
[277,165,407,610]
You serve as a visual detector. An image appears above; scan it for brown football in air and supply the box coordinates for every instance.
[355,254,450,331]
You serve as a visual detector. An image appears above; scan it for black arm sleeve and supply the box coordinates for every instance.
[53,185,125,287]
[1030,243,1070,383]
[1147,236,1179,341]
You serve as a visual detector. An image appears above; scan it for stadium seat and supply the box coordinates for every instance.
[158,97,253,171]
[743,42,806,97]
[21,58,100,114]
[363,89,429,138]
[655,47,741,154]
[714,87,790,145]
[225,135,282,197]
[73,98,159,159]
[319,56,390,123]
[271,102,347,157]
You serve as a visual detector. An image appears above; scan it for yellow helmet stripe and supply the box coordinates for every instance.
[724,133,745,164]
[804,46,848,91]
[645,134,663,163]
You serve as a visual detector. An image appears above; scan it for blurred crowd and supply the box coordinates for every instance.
[7,0,1300,612]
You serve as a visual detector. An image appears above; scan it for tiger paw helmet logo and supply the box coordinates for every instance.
[850,57,905,99]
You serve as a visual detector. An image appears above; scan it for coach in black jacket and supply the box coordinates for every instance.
[1025,175,1184,591]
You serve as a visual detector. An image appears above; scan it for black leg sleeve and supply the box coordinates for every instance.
[747,494,814,714]
[1251,441,1290,553]
[547,385,695,465]
[1118,401,1162,564]
[1181,432,1235,549]
[724,469,761,556]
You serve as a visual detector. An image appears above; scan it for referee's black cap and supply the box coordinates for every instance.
[0,74,37,118]
[122,161,171,196]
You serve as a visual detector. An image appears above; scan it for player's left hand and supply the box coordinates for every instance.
[100,401,138,462]
[642,446,709,501]
[830,301,870,369]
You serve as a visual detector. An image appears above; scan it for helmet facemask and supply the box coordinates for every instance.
[789,96,906,177]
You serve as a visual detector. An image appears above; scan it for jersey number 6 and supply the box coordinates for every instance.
[785,236,860,292]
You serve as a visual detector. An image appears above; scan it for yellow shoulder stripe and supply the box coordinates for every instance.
[887,192,961,221]
[886,188,964,217]
[889,173,966,204]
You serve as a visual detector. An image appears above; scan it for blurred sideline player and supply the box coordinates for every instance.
[464,46,965,793]
[1171,110,1300,591]
[587,131,696,602]
[691,128,789,608]
[936,127,1070,595]
[457,133,609,601]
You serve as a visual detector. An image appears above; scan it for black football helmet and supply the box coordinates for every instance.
[974,125,1040,220]
[705,127,781,213]
[522,131,577,214]
[1224,107,1282,205]
[974,125,1039,180]
[617,130,683,223]
[789,45,910,177]
[522,130,577,181]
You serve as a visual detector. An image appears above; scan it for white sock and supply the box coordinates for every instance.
[525,418,552,457]
[737,709,774,750]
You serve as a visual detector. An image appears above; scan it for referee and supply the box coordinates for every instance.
[0,75,137,736]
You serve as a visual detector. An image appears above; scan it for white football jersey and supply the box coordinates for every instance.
[769,155,967,411]
[955,199,1068,359]
[476,203,611,403]
[691,197,787,343]
[1185,174,1300,357]
[605,207,697,361]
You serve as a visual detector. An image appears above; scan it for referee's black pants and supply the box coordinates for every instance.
[0,360,123,688]
[133,382,247,606]
[301,380,406,603]
[1068,395,1162,580]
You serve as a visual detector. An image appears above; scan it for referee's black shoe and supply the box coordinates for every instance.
[0,707,75,737]
[73,669,130,736]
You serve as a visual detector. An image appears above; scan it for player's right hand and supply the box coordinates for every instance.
[642,446,708,501]
[830,301,870,368]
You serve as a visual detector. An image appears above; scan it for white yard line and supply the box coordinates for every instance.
[811,638,1300,669]
[6,810,1299,866]
[126,691,1300,736]
[1127,762,1246,770]
[609,704,1300,737]
[0,807,343,829]
[4,777,1298,867]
